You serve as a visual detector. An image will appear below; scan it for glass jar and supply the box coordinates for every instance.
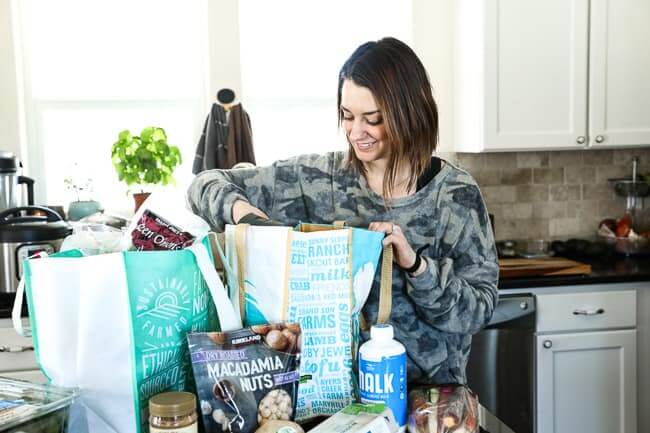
[149,392,198,433]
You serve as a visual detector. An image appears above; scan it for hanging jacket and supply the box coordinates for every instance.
[192,103,255,173]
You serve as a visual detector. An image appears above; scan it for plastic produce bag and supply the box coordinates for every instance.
[408,385,479,433]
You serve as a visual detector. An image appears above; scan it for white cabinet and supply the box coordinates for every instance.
[454,0,650,152]
[535,289,637,433]
[536,330,637,433]
[588,0,650,148]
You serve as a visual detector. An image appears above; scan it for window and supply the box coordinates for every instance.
[15,0,208,213]
[239,0,412,165]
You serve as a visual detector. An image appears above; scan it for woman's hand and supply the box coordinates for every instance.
[368,222,427,276]
[232,200,269,223]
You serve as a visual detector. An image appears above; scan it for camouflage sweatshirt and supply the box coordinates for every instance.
[187,151,499,384]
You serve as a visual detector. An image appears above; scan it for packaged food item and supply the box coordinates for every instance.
[307,403,399,433]
[132,209,195,251]
[407,385,479,433]
[188,323,302,433]
[359,324,407,432]
[149,391,199,432]
[0,377,76,433]
[121,190,211,251]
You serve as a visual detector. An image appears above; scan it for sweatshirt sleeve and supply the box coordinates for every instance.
[186,153,333,232]
[405,185,499,335]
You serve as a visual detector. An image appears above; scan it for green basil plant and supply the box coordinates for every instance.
[111,126,182,191]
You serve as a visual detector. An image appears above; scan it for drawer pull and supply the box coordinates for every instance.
[572,308,605,316]
[0,345,34,353]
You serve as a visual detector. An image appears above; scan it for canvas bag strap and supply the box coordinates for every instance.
[234,223,249,321]
[377,244,393,324]
[12,251,50,337]
[188,241,242,331]
[12,278,30,337]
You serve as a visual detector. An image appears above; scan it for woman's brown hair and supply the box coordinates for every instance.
[337,37,439,200]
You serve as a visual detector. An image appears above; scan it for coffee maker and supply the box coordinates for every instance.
[0,151,34,211]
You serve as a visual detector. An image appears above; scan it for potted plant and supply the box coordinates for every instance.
[111,126,182,211]
[64,174,103,221]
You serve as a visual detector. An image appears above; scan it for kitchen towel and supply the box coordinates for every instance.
[12,237,240,433]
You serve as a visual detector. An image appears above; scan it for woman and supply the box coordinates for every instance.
[187,37,498,385]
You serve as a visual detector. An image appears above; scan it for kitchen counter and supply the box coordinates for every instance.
[499,254,650,289]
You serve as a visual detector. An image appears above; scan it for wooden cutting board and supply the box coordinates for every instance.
[499,257,591,279]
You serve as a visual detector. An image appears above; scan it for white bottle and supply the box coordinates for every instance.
[359,324,407,432]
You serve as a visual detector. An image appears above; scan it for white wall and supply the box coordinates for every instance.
[0,0,23,159]
[206,0,242,105]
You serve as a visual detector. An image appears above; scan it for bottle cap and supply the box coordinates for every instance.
[149,391,196,418]
[370,323,394,341]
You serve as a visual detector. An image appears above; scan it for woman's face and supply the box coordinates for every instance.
[340,79,389,166]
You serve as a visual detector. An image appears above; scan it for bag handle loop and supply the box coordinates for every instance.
[188,241,242,331]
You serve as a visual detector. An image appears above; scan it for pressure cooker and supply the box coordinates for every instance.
[0,206,72,293]
[0,151,34,212]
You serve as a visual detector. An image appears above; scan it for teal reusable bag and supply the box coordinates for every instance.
[13,237,240,433]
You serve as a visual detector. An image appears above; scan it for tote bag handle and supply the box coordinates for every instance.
[187,242,242,331]
[12,278,30,337]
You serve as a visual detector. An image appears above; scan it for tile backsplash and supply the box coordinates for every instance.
[443,149,650,241]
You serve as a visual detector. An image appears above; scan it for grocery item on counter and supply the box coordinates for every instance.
[359,324,407,432]
[149,392,199,433]
[407,385,478,433]
[254,420,304,433]
[0,377,77,433]
[188,323,302,433]
[223,223,387,421]
[307,403,399,433]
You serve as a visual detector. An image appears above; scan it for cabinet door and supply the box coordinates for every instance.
[589,0,650,147]
[536,330,637,433]
[483,0,589,150]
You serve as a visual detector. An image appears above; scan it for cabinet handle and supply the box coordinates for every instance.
[543,340,552,349]
[576,136,586,144]
[0,345,34,353]
[572,308,605,316]
[595,135,605,143]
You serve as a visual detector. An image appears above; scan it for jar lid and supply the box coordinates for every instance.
[149,392,196,418]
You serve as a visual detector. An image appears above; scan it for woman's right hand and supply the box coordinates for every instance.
[232,200,269,223]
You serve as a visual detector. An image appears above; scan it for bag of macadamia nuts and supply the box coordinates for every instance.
[188,323,302,433]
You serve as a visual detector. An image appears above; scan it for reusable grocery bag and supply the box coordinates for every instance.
[11,238,240,433]
[222,223,392,420]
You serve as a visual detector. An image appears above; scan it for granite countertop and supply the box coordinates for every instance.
[498,254,650,289]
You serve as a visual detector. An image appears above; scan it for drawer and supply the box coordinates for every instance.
[536,290,636,333]
[0,326,38,373]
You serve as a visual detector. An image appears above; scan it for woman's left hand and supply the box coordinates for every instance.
[369,221,422,272]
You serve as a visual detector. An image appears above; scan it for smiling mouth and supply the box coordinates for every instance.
[356,140,376,150]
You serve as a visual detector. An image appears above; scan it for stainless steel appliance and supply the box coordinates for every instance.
[0,152,34,212]
[0,206,72,293]
[467,294,536,433]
